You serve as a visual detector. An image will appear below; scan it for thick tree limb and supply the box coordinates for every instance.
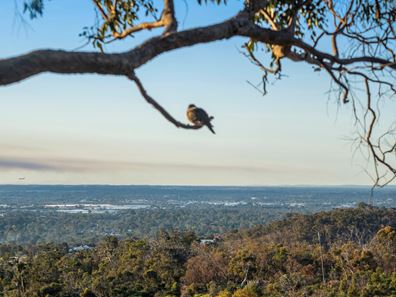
[1,11,393,86]
[0,50,133,85]
[0,15,289,86]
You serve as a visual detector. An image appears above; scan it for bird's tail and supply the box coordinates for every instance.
[207,124,215,134]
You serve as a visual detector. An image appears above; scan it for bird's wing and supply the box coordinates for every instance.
[195,108,211,124]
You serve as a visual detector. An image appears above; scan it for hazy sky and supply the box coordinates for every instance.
[0,0,386,185]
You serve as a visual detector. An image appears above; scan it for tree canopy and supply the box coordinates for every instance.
[1,204,396,296]
[1,0,395,186]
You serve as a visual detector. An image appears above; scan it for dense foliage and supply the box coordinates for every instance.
[232,202,396,245]
[0,207,282,245]
[1,204,396,296]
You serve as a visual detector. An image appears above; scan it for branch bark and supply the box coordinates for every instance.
[162,0,178,34]
[2,10,394,87]
[128,72,201,130]
[0,14,289,86]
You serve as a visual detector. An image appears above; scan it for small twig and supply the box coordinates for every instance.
[259,8,280,30]
[321,62,349,103]
[246,79,267,95]
[240,266,250,288]
[364,78,396,187]
[92,0,109,21]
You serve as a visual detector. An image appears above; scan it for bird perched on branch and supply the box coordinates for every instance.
[186,104,215,134]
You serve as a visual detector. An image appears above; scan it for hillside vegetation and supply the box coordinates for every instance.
[1,203,396,296]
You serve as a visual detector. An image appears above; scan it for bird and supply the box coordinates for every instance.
[186,104,215,134]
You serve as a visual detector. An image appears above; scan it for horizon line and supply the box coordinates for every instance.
[0,183,392,188]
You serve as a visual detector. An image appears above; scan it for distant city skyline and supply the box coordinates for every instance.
[0,1,390,185]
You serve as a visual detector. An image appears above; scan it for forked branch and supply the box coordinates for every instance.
[91,0,178,42]
[364,78,396,187]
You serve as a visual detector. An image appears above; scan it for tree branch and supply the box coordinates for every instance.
[0,15,289,86]
[112,20,165,39]
[259,8,280,30]
[292,38,396,70]
[108,0,178,39]
[364,78,396,186]
[92,0,109,21]
[128,72,201,130]
[162,0,178,35]
[1,6,394,90]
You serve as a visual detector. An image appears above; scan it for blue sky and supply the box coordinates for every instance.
[0,0,378,185]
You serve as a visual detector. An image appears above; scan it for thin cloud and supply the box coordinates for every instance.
[0,156,319,175]
[0,158,58,171]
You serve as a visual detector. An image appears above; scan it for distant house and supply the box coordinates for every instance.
[199,235,222,245]
[200,239,216,245]
[68,245,92,253]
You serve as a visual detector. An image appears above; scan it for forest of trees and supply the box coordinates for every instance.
[0,203,396,296]
[0,206,283,244]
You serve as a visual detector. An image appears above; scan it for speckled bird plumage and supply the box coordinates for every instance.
[186,104,215,134]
